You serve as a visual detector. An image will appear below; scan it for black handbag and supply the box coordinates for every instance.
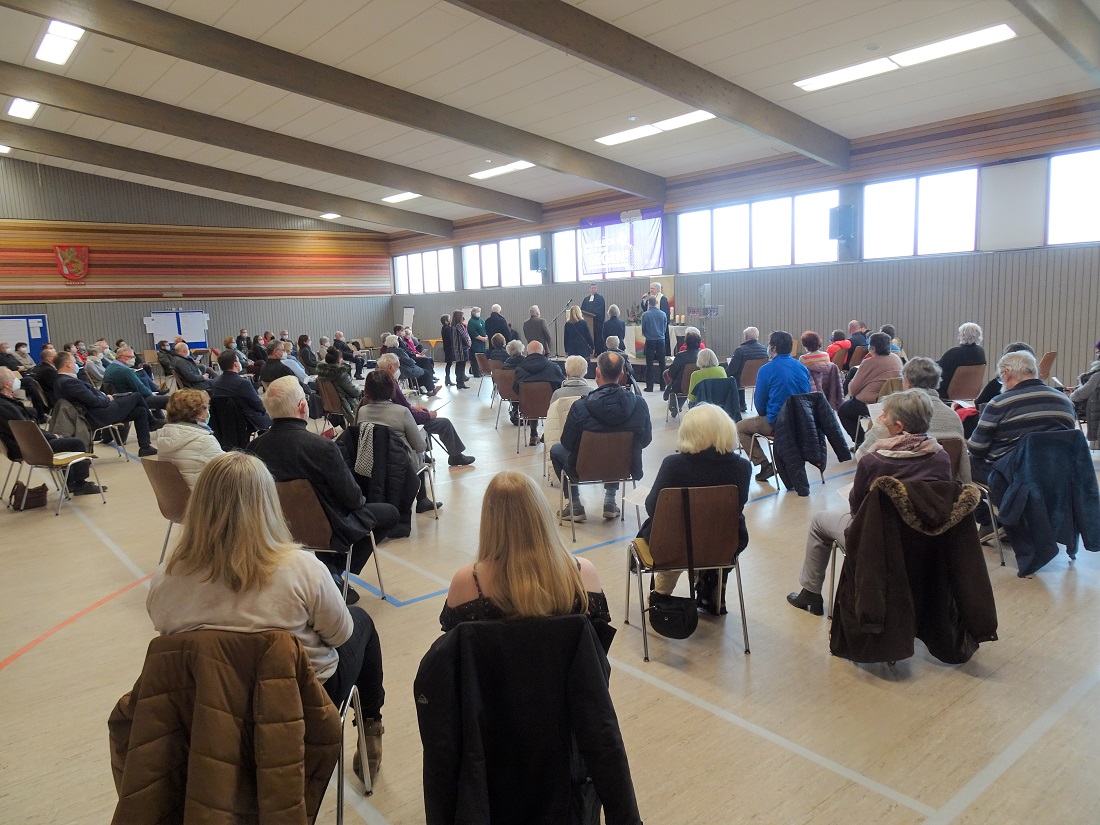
[646,488,699,639]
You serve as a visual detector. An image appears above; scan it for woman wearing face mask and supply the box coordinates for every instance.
[12,342,35,371]
[156,389,224,488]
[222,336,252,372]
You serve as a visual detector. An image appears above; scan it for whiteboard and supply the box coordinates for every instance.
[143,311,209,349]
[0,315,49,353]
[402,307,414,330]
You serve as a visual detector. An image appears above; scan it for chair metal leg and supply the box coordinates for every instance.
[88,460,106,506]
[370,533,386,599]
[3,460,23,508]
[159,522,173,564]
[637,567,650,662]
[733,558,749,654]
[516,415,522,454]
[1,459,15,504]
[335,683,371,825]
[494,398,503,429]
[827,541,840,620]
[624,545,633,623]
[984,498,1006,566]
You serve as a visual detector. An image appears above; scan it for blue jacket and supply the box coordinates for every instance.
[641,308,667,342]
[754,355,811,423]
[560,383,652,480]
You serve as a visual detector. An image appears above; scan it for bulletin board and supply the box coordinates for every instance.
[0,315,49,351]
[143,311,209,349]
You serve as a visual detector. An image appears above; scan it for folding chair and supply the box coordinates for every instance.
[738,357,767,409]
[8,419,103,515]
[474,353,494,397]
[625,485,749,661]
[946,364,987,404]
[276,479,386,600]
[665,363,698,423]
[848,346,869,368]
[142,458,191,563]
[516,381,553,454]
[492,369,519,430]
[557,430,640,542]
[316,379,348,435]
[2,443,24,505]
[209,396,255,450]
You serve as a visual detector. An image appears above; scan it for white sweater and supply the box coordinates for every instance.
[147,550,353,681]
[156,422,224,487]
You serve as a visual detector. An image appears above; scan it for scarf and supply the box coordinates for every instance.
[872,432,942,459]
[355,422,377,478]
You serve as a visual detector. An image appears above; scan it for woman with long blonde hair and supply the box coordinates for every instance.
[146,451,386,783]
[440,471,611,643]
[564,303,595,359]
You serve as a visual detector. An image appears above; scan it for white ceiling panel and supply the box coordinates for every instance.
[0,7,41,63]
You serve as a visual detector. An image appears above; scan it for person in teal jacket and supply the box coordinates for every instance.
[467,307,489,378]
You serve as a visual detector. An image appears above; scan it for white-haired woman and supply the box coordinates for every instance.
[146,452,386,782]
[550,355,592,404]
[686,348,726,403]
[640,403,752,614]
[563,304,594,358]
[440,471,611,641]
[937,322,986,400]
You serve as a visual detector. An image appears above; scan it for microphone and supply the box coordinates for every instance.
[565,298,573,307]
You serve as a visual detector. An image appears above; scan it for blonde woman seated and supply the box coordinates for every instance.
[440,471,613,648]
[686,348,726,404]
[640,404,751,614]
[146,452,385,782]
[156,389,223,487]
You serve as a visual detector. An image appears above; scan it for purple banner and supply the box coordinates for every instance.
[578,208,664,277]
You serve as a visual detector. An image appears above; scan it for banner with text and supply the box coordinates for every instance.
[579,207,663,277]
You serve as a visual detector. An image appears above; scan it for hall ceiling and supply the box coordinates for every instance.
[0,0,1096,238]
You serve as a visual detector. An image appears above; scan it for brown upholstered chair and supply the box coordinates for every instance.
[8,419,102,515]
[946,363,987,403]
[557,430,640,542]
[516,381,554,454]
[492,369,519,430]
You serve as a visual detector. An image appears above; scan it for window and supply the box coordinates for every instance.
[713,204,750,271]
[917,169,978,254]
[678,210,712,273]
[864,178,916,259]
[552,230,577,282]
[751,197,792,268]
[462,235,542,289]
[462,245,480,290]
[793,190,839,264]
[393,248,455,295]
[553,218,663,282]
[480,243,499,288]
[1048,148,1100,245]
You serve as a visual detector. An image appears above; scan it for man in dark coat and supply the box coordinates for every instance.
[513,341,565,444]
[246,377,399,604]
[551,352,651,522]
[582,285,606,354]
[484,304,510,344]
[727,327,769,412]
[53,351,158,456]
[170,342,214,390]
[29,344,59,406]
[332,331,364,379]
[211,350,272,433]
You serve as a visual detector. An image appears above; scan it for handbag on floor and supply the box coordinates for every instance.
[9,481,48,511]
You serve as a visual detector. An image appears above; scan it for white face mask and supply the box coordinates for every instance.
[16,346,27,354]
[10,377,21,393]
[125,358,136,367]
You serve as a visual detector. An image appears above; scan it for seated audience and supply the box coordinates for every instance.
[29,344,58,406]
[385,335,439,396]
[502,340,525,369]
[798,331,830,367]
[332,331,365,380]
[316,336,331,364]
[316,347,362,424]
[53,351,157,456]
[563,305,594,358]
[0,366,102,495]
[96,339,116,362]
[641,404,751,613]
[551,352,650,522]
[248,335,268,365]
[66,341,88,366]
[968,350,1078,484]
[246,377,400,604]
[687,348,726,403]
[550,355,592,404]
[665,327,702,416]
[145,451,385,783]
[83,343,107,385]
[103,347,169,417]
[787,389,952,616]
[260,340,312,395]
[486,333,509,364]
[235,329,250,352]
[157,390,223,488]
[838,332,904,445]
[974,342,1035,408]
[826,330,850,360]
[440,471,611,639]
[736,331,810,481]
[11,341,35,372]
[857,356,972,482]
[879,324,904,356]
[727,327,770,412]
[170,342,214,390]
[1070,338,1100,449]
[846,320,868,350]
[356,369,440,513]
[375,354,475,466]
[513,341,565,444]
[937,322,987,399]
[210,350,271,433]
[296,335,317,375]
[222,336,251,373]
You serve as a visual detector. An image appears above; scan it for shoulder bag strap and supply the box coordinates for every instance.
[681,488,696,601]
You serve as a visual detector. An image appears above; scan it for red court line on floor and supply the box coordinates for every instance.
[0,573,153,671]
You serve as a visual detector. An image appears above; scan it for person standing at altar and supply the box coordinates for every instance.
[582,284,606,354]
[640,282,672,356]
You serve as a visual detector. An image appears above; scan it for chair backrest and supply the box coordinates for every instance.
[876,376,903,401]
[518,381,554,418]
[275,479,333,550]
[646,485,744,569]
[678,362,699,394]
[475,353,493,375]
[362,337,374,349]
[141,458,192,524]
[739,357,767,388]
[939,436,965,480]
[208,396,254,451]
[8,419,60,466]
[848,346,869,368]
[316,379,345,417]
[1037,351,1057,382]
[492,369,520,403]
[830,347,847,367]
[946,363,986,401]
[575,430,635,482]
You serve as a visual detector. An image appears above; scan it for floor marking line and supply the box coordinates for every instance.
[375,548,451,585]
[607,656,937,817]
[0,573,152,671]
[923,667,1100,824]
[73,506,148,579]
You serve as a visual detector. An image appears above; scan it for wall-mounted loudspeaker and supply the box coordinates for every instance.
[528,248,548,271]
[829,204,854,241]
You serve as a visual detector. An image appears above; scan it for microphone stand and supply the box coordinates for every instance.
[549,300,573,358]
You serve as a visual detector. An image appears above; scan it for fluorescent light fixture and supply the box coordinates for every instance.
[35,20,85,65]
[319,213,340,220]
[891,24,1015,67]
[381,192,421,203]
[794,58,898,92]
[653,110,716,131]
[596,124,662,146]
[0,145,11,154]
[7,98,40,119]
[469,160,535,180]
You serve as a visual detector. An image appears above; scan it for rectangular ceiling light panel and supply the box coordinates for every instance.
[7,98,40,119]
[890,24,1016,67]
[794,58,899,92]
[35,20,85,66]
[382,192,421,203]
[469,160,535,179]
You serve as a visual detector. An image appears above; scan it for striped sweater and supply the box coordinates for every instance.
[967,379,1077,462]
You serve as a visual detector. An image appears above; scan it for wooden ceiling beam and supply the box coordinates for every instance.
[0,61,541,223]
[446,0,850,170]
[0,0,667,202]
[0,121,454,237]
[1007,0,1100,84]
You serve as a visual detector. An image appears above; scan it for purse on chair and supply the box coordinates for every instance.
[646,488,699,639]
[9,481,48,511]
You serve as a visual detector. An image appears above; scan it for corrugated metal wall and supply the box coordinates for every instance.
[0,156,360,232]
[392,243,1099,382]
[0,296,391,354]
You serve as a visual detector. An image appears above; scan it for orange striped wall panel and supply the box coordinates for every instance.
[0,221,393,301]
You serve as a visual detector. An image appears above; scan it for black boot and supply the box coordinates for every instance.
[444,364,453,386]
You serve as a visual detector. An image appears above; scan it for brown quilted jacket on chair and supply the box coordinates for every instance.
[109,629,342,825]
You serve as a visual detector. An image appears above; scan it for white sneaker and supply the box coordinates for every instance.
[603,502,621,520]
